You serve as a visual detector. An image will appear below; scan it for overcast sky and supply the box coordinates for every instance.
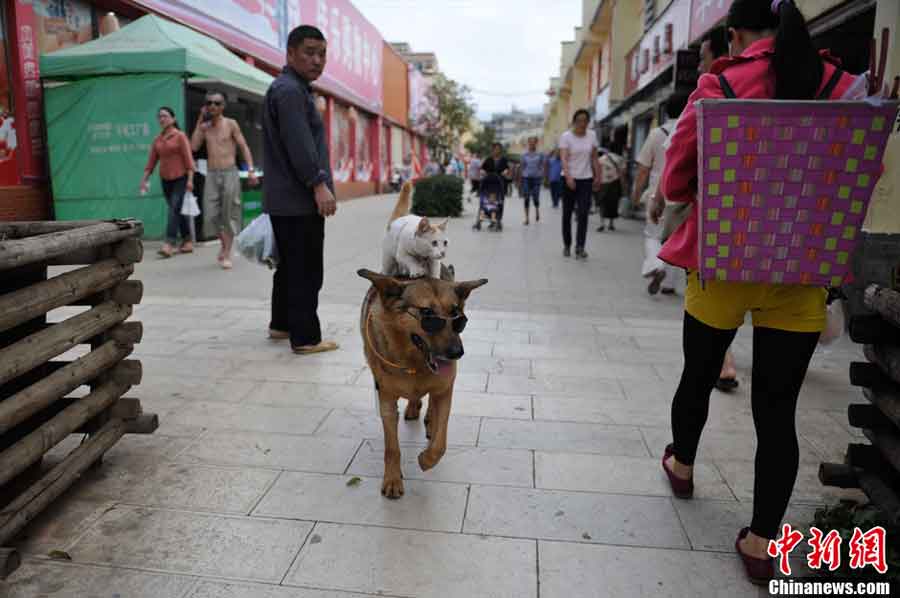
[352,0,582,121]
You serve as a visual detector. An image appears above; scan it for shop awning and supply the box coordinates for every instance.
[40,14,273,97]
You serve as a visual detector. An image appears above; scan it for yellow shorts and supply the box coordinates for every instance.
[685,273,827,333]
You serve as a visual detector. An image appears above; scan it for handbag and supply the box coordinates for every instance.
[660,202,692,243]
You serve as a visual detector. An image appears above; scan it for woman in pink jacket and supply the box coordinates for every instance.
[658,0,853,584]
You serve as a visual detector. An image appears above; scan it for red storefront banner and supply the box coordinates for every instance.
[689,0,733,44]
[8,0,45,184]
[131,0,383,113]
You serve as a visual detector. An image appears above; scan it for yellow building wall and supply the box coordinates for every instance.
[609,0,643,104]
[863,0,900,233]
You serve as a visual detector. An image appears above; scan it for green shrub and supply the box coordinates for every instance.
[412,175,464,218]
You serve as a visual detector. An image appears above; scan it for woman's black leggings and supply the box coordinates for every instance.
[671,312,820,539]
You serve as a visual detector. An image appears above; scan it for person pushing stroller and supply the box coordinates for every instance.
[477,143,510,231]
[473,173,505,231]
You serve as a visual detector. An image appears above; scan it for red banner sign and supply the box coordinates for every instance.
[132,0,383,113]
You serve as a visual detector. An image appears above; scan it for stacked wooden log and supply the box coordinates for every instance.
[819,233,900,524]
[0,219,156,578]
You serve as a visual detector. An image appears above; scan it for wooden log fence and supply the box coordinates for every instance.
[821,235,900,527]
[0,219,154,579]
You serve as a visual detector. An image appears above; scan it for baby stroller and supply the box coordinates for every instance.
[473,173,505,231]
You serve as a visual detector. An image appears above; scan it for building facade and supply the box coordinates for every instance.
[543,0,897,195]
[0,0,431,223]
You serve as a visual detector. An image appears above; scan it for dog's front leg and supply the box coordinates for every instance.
[379,392,404,498]
[418,388,451,471]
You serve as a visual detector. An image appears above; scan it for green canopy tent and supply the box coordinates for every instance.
[40,15,273,237]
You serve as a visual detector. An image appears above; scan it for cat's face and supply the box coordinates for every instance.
[415,218,449,261]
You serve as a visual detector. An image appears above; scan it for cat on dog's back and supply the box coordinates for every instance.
[382,181,449,279]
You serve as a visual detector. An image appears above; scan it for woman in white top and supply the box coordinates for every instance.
[558,109,601,260]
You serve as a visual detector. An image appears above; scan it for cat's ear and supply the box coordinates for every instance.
[437,219,449,232]
[416,217,431,236]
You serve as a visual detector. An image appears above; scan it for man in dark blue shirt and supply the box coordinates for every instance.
[263,25,338,355]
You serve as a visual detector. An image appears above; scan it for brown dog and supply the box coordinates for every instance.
[358,267,487,498]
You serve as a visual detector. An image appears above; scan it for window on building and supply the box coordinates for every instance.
[643,0,656,32]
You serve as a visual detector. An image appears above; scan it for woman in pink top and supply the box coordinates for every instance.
[140,107,196,257]
[658,0,854,584]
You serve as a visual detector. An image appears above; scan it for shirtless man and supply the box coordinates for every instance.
[191,91,258,269]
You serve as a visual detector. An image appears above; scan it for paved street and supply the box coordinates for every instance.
[3,190,868,597]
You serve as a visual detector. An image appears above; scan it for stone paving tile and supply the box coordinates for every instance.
[795,409,859,463]
[434,391,532,419]
[176,430,360,473]
[284,523,537,598]
[141,355,247,379]
[241,381,374,410]
[2,560,194,598]
[354,368,489,392]
[136,374,257,404]
[69,505,312,582]
[533,397,754,430]
[493,342,601,360]
[46,433,195,463]
[456,354,532,377]
[538,540,763,598]
[253,471,467,533]
[488,373,623,398]
[713,459,867,506]
[531,359,661,381]
[535,452,735,500]
[12,494,115,555]
[315,409,481,446]
[227,361,365,385]
[478,419,649,456]
[348,439,534,487]
[67,457,278,514]
[640,427,824,465]
[464,485,689,549]
[167,401,332,436]
[188,580,385,598]
[673,500,820,554]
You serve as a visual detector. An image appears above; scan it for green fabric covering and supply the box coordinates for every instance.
[40,14,273,96]
[44,74,184,238]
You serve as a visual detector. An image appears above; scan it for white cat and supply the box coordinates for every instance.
[382,181,449,279]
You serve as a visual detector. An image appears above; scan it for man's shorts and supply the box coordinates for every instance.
[685,272,827,333]
[204,167,242,235]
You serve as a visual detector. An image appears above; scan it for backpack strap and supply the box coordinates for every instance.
[718,74,737,99]
[660,126,670,136]
[817,67,845,100]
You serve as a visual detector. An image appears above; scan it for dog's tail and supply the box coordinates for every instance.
[388,181,413,226]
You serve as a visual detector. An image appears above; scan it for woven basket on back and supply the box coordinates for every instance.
[696,99,899,286]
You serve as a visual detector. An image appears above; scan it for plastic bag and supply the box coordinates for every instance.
[236,213,278,269]
[819,300,845,346]
[181,191,200,217]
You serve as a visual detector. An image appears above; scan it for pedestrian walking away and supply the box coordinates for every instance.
[191,91,259,269]
[595,142,625,232]
[140,107,196,258]
[559,109,600,259]
[520,136,545,225]
[468,154,482,201]
[262,24,340,355]
[547,148,563,209]
[480,142,510,230]
[658,0,855,585]
[633,94,688,295]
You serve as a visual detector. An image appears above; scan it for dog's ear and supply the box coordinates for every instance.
[455,278,488,300]
[357,269,408,300]
[416,217,431,236]
[440,263,455,282]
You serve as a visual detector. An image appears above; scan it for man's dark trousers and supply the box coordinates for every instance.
[269,214,325,347]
